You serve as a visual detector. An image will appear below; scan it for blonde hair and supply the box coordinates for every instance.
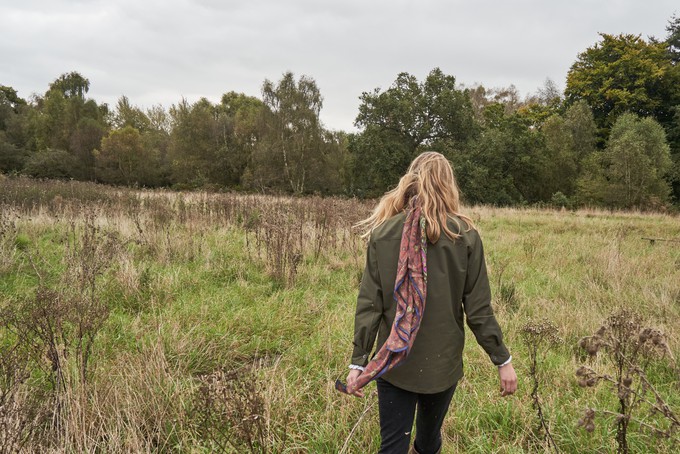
[357,151,474,242]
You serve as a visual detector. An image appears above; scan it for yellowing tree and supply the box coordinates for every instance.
[96,126,160,186]
[565,34,675,135]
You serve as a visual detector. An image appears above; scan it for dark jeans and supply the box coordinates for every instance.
[376,378,457,454]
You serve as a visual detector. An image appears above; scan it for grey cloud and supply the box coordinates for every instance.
[1,0,678,131]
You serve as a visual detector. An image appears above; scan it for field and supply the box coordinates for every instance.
[1,176,679,453]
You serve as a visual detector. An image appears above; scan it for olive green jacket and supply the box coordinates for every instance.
[351,212,510,393]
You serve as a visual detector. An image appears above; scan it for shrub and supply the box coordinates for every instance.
[576,310,679,453]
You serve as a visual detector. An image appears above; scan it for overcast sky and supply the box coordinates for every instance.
[1,0,677,131]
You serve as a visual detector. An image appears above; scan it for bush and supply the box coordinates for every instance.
[0,138,29,173]
[23,149,79,179]
[550,191,572,209]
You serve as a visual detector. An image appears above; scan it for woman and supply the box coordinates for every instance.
[339,152,517,454]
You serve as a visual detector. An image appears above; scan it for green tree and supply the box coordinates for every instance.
[449,103,546,205]
[539,100,597,199]
[664,15,680,203]
[215,92,264,187]
[666,14,680,64]
[113,96,151,132]
[245,72,340,194]
[667,107,680,203]
[308,129,347,194]
[564,100,598,165]
[168,98,220,187]
[565,34,675,139]
[34,89,70,150]
[346,127,411,197]
[48,71,90,99]
[107,97,171,186]
[168,93,266,189]
[350,68,476,195]
[541,115,578,198]
[144,104,172,186]
[0,85,29,172]
[28,72,108,180]
[356,68,475,153]
[70,114,106,178]
[0,135,29,173]
[0,85,26,130]
[577,113,672,208]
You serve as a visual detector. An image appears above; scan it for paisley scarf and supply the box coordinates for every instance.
[336,199,428,395]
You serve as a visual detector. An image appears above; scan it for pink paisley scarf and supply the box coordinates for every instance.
[336,199,428,395]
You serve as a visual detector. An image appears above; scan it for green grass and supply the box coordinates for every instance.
[0,180,679,452]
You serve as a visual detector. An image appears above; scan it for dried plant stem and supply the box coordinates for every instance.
[339,395,376,454]
[528,347,559,452]
[596,409,679,443]
[522,319,561,452]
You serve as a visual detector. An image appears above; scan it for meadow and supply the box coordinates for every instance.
[1,176,679,453]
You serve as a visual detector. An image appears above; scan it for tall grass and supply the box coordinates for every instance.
[1,176,679,452]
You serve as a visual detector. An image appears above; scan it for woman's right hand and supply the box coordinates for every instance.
[346,369,365,398]
[498,363,518,397]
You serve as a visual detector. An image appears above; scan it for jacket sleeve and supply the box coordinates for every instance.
[351,238,383,367]
[463,230,511,366]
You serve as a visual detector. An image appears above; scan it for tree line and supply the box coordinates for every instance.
[1,15,679,209]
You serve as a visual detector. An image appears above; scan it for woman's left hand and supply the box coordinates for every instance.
[498,363,517,397]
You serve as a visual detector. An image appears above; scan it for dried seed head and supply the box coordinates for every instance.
[577,408,597,431]
[639,328,652,343]
[618,388,630,400]
[622,376,632,387]
[576,366,589,377]
[578,378,587,388]
[586,377,597,387]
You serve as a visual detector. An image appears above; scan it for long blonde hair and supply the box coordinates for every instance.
[357,151,474,242]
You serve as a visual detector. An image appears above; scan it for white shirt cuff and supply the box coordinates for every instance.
[497,356,512,368]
